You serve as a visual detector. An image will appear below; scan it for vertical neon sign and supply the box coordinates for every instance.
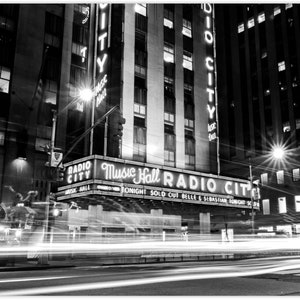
[95,4,110,109]
[202,4,217,142]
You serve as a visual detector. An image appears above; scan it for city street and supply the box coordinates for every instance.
[0,256,300,296]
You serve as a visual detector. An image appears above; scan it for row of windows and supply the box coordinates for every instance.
[163,43,193,71]
[135,4,193,38]
[238,4,293,33]
[259,167,300,186]
[262,196,300,215]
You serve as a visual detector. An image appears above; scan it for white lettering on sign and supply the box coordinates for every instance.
[101,163,160,185]
[121,186,146,195]
[133,168,160,185]
[203,3,217,142]
[67,161,92,184]
[98,161,251,198]
[96,4,109,108]
[101,162,136,180]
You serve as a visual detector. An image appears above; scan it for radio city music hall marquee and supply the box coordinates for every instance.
[57,157,259,210]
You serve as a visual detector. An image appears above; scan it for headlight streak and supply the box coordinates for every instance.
[1,261,300,295]
[0,237,299,259]
[0,275,78,284]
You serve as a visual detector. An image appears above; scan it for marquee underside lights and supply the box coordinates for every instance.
[57,157,259,210]
[202,3,217,142]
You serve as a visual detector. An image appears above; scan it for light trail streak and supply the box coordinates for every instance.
[0,275,78,284]
[1,261,300,295]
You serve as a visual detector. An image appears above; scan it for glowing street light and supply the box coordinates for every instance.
[272,146,285,160]
[79,88,93,102]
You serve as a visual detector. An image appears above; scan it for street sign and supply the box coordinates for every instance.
[50,151,63,167]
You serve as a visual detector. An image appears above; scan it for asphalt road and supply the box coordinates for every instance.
[1,256,300,296]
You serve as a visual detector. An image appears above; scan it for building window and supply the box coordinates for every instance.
[184,99,194,120]
[70,65,86,85]
[72,42,87,62]
[164,97,175,124]
[276,170,284,184]
[0,131,5,146]
[257,13,265,23]
[135,49,147,78]
[285,3,293,9]
[133,116,146,161]
[135,65,146,78]
[134,86,147,105]
[164,43,174,63]
[238,23,245,33]
[278,197,287,214]
[135,4,147,17]
[278,61,286,72]
[164,132,175,166]
[182,18,192,37]
[45,12,63,37]
[260,173,268,185]
[183,51,193,71]
[134,126,146,144]
[72,23,88,45]
[185,137,195,167]
[295,196,300,212]
[0,66,10,93]
[45,33,60,48]
[274,6,281,16]
[262,199,270,215]
[134,103,146,116]
[247,18,255,29]
[164,9,173,29]
[164,76,175,97]
[292,168,300,182]
[184,83,193,93]
[43,79,57,105]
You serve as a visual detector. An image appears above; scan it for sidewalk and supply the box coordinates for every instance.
[1,250,300,272]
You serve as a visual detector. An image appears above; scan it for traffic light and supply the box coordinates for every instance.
[52,208,61,217]
[114,112,126,139]
[56,166,65,182]
[16,128,28,160]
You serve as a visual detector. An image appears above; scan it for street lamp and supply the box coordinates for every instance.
[272,146,285,160]
[79,88,93,102]
[272,145,285,161]
[248,156,255,235]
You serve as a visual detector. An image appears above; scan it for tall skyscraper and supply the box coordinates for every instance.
[216,3,300,234]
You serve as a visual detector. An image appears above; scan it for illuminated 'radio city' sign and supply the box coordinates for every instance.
[97,161,250,198]
[66,160,92,184]
[202,3,217,142]
[95,3,109,108]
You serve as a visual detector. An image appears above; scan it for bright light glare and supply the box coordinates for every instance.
[272,146,285,160]
[79,88,93,102]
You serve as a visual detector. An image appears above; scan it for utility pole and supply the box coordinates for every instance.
[38,110,57,265]
[249,157,254,235]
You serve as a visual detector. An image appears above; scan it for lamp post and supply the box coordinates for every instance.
[248,157,255,235]
[38,91,93,265]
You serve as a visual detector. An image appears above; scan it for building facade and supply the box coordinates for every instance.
[216,3,300,235]
[0,3,255,238]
